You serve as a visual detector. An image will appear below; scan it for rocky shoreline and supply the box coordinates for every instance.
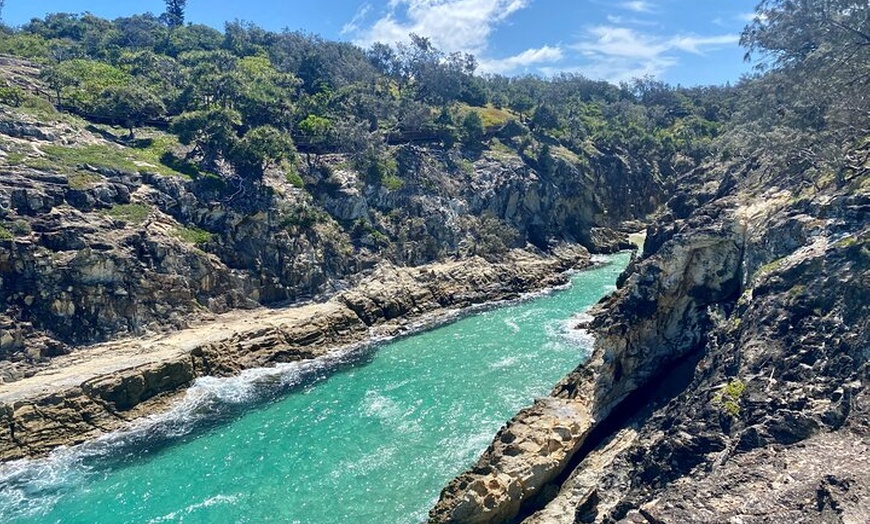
[0,245,592,462]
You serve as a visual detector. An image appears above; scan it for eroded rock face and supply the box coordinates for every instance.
[0,106,654,369]
[430,198,745,523]
[431,148,868,523]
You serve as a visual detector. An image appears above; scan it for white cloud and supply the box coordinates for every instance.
[670,34,739,54]
[738,12,767,23]
[341,3,373,35]
[568,25,738,82]
[606,14,658,26]
[619,1,655,13]
[349,0,531,55]
[575,26,666,59]
[343,1,740,82]
[478,45,564,74]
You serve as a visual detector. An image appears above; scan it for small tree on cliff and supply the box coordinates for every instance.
[230,125,295,180]
[94,84,166,139]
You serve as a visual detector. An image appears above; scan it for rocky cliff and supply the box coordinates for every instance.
[429,142,868,522]
[0,85,655,375]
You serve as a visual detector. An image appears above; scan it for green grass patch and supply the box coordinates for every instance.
[0,226,12,240]
[29,133,194,178]
[454,158,474,175]
[132,133,200,178]
[788,284,807,299]
[285,168,304,189]
[754,257,786,280]
[470,105,515,131]
[552,145,583,164]
[8,219,30,236]
[5,151,26,165]
[68,172,104,189]
[103,203,151,225]
[834,234,862,249]
[37,144,144,174]
[486,139,522,162]
[18,95,67,122]
[173,226,213,245]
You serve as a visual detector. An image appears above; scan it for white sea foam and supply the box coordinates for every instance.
[0,345,373,519]
[541,309,597,357]
[489,355,520,369]
[559,311,597,356]
[362,390,402,420]
[146,494,239,523]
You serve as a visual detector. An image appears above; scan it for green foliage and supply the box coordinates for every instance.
[298,115,332,143]
[357,146,398,186]
[67,172,103,189]
[103,203,151,225]
[163,0,187,29]
[381,173,404,191]
[32,137,191,178]
[531,104,560,132]
[0,33,50,61]
[8,219,30,236]
[171,108,241,161]
[537,143,556,174]
[173,225,212,245]
[471,105,515,131]
[0,226,11,240]
[0,9,758,186]
[279,205,329,230]
[18,93,62,120]
[35,144,144,174]
[231,125,295,179]
[92,84,165,136]
[733,0,869,180]
[42,59,131,112]
[285,168,304,188]
[460,111,485,146]
[0,86,25,107]
[754,257,786,281]
[713,379,746,418]
[473,213,519,259]
[232,55,298,127]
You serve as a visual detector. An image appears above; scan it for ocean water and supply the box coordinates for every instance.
[0,252,630,524]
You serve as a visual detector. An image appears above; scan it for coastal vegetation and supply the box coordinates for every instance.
[0,8,738,188]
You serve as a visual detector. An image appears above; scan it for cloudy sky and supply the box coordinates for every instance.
[4,0,760,85]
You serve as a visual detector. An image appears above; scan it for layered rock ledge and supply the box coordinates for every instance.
[0,245,590,461]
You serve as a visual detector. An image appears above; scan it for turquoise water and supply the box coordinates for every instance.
[0,253,629,524]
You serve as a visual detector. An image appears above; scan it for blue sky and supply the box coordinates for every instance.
[3,1,760,86]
